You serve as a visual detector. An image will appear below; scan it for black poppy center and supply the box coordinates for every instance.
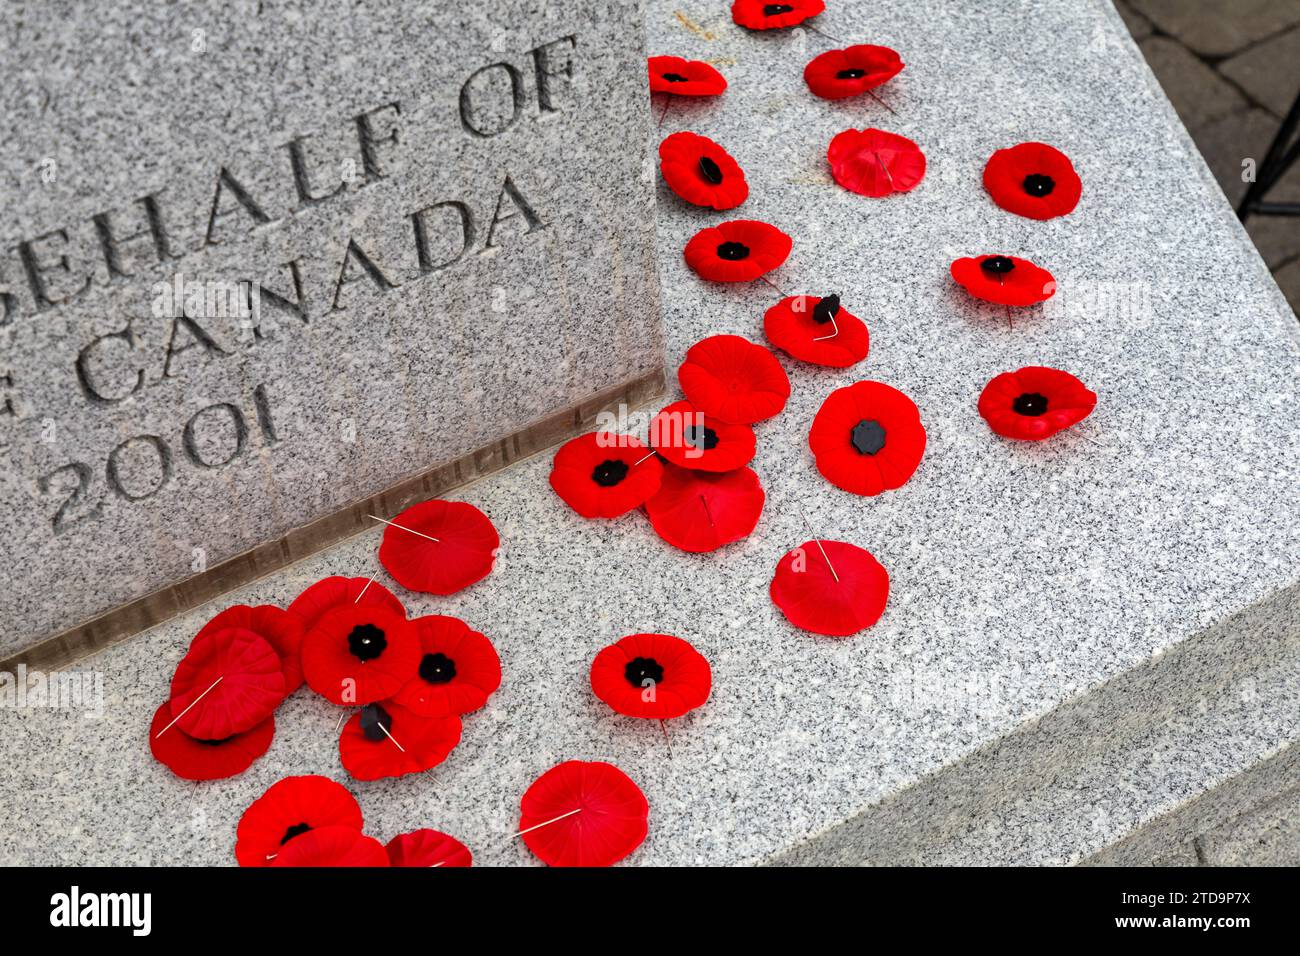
[836,68,867,79]
[359,703,393,743]
[591,458,630,487]
[419,652,457,685]
[980,255,1016,275]
[716,241,750,261]
[196,734,236,747]
[661,72,689,83]
[813,293,841,324]
[1013,392,1049,416]
[625,657,665,687]
[698,155,724,184]
[851,419,887,455]
[1022,173,1056,197]
[347,623,387,661]
[764,3,795,13]
[280,822,312,845]
[684,425,720,451]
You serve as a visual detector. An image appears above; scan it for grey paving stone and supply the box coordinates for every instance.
[1131,0,1300,58]
[1139,37,1246,129]
[1273,258,1300,317]
[1116,0,1154,41]
[1198,786,1300,866]
[1219,26,1300,117]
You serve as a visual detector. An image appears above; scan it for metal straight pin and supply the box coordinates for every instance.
[760,274,788,297]
[633,450,658,466]
[511,807,582,839]
[659,718,674,758]
[353,577,375,603]
[700,494,716,528]
[657,96,674,128]
[873,151,896,189]
[866,89,897,115]
[368,514,440,543]
[806,22,842,43]
[378,722,406,753]
[154,676,223,738]
[334,711,348,734]
[799,508,840,583]
[998,274,1013,329]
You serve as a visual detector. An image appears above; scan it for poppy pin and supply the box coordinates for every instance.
[377,499,499,596]
[339,700,462,781]
[978,366,1097,441]
[300,602,420,706]
[194,604,305,694]
[678,334,791,425]
[732,0,826,30]
[386,828,474,868]
[804,45,903,104]
[649,400,756,472]
[148,702,274,782]
[645,463,765,553]
[659,131,748,210]
[828,128,926,197]
[647,55,727,97]
[235,774,365,867]
[683,219,792,283]
[268,826,390,867]
[770,539,890,636]
[984,142,1081,220]
[764,293,869,368]
[590,633,712,720]
[391,614,502,718]
[287,575,406,640]
[168,626,285,741]
[950,254,1056,308]
[518,760,649,867]
[549,431,664,519]
[809,381,926,496]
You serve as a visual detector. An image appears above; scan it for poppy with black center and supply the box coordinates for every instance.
[978,366,1097,441]
[950,254,1056,307]
[590,633,712,720]
[300,602,420,705]
[809,380,926,496]
[339,698,462,781]
[646,55,727,97]
[983,142,1082,220]
[649,400,756,472]
[234,774,365,867]
[731,0,826,30]
[659,131,749,210]
[550,431,663,518]
[804,44,904,101]
[392,614,501,717]
[683,219,792,282]
[764,293,870,368]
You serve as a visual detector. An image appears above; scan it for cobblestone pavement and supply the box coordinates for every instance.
[1120,0,1300,317]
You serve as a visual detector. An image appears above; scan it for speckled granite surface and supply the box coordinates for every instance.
[2,0,1298,865]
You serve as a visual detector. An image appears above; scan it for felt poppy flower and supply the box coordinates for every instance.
[590,633,712,720]
[732,0,825,30]
[983,142,1082,220]
[678,334,791,424]
[169,627,285,741]
[809,381,926,496]
[386,829,473,868]
[683,219,792,282]
[828,128,926,197]
[519,760,649,867]
[647,55,727,97]
[804,45,904,100]
[287,575,406,638]
[770,539,890,636]
[268,826,390,867]
[977,366,1097,441]
[391,615,501,717]
[950,254,1056,307]
[339,700,462,781]
[301,602,420,706]
[549,431,664,519]
[378,499,499,596]
[659,131,748,210]
[235,774,364,867]
[645,463,765,553]
[195,604,305,694]
[763,294,870,368]
[649,400,755,472]
[148,701,274,781]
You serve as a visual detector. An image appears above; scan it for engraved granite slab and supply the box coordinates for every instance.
[0,1,663,659]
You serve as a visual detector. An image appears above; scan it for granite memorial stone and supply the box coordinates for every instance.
[0,1,663,662]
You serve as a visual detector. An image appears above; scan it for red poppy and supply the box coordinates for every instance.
[649,400,755,472]
[235,774,364,867]
[195,604,305,694]
[148,701,273,781]
[732,0,825,30]
[683,219,792,283]
[378,499,499,596]
[659,131,748,210]
[770,539,890,636]
[286,575,406,640]
[983,142,1082,220]
[809,381,926,496]
[589,633,712,719]
[763,294,869,368]
[268,826,390,867]
[647,55,727,97]
[678,334,790,424]
[978,366,1097,441]
[645,464,765,553]
[300,602,420,706]
[804,45,904,100]
[950,255,1056,307]
[518,760,649,867]
[828,128,925,197]
[386,829,473,868]
[339,700,462,781]
[391,615,501,717]
[549,431,664,519]
[169,627,285,741]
